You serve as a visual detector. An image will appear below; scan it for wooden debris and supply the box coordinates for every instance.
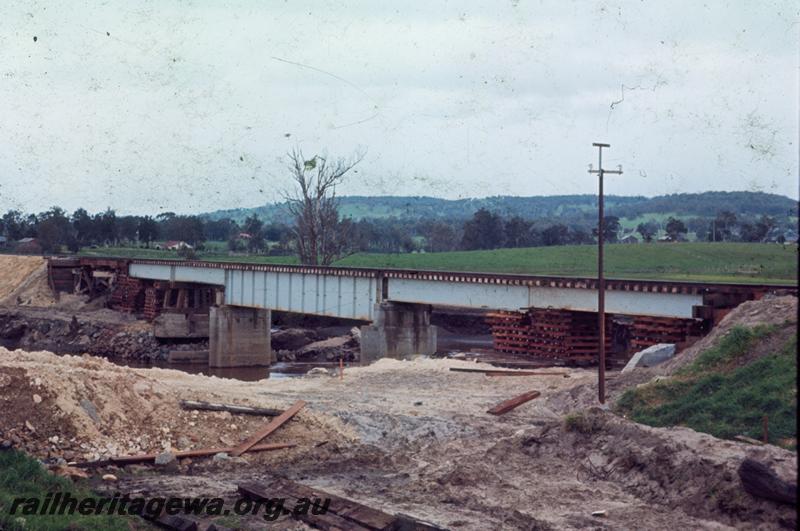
[734,435,764,445]
[75,442,295,467]
[449,367,568,377]
[390,513,449,530]
[51,464,90,479]
[486,390,541,415]
[230,400,306,457]
[150,514,199,531]
[179,399,282,416]
[738,458,797,505]
[143,512,234,531]
[239,478,445,531]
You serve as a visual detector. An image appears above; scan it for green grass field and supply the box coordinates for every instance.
[337,243,797,284]
[78,242,797,284]
[616,325,797,449]
[0,450,137,530]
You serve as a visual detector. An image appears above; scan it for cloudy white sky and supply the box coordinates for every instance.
[0,0,797,215]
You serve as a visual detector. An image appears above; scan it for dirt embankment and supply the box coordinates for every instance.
[0,255,55,306]
[0,307,173,360]
[655,294,797,375]
[0,347,346,465]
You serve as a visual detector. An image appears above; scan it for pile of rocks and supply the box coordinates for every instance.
[276,327,361,362]
[0,309,208,361]
[85,329,167,360]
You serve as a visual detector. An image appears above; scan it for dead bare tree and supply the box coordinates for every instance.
[284,148,364,265]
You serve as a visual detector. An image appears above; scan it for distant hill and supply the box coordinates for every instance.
[202,191,797,224]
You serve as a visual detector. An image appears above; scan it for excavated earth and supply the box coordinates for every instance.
[1,345,796,530]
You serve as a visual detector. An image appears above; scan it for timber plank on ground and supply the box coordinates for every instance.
[449,367,568,377]
[238,478,446,531]
[179,399,282,416]
[75,442,295,467]
[230,400,306,457]
[486,390,541,415]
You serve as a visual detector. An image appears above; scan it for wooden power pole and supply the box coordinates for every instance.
[588,143,622,404]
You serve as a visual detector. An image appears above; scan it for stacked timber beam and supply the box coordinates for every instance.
[47,257,80,293]
[487,308,704,365]
[109,273,145,313]
[630,315,702,350]
[486,311,530,354]
[112,280,215,320]
[487,308,613,365]
[158,283,215,314]
[142,285,164,320]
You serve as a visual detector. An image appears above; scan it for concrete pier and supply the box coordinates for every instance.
[209,305,273,367]
[360,302,437,363]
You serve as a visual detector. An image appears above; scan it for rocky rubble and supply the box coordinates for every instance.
[275,327,360,362]
[0,309,205,360]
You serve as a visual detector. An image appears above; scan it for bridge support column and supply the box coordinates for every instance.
[209,305,273,367]
[360,302,437,362]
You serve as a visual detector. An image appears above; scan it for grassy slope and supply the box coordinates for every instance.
[616,325,797,449]
[0,450,135,530]
[78,242,797,283]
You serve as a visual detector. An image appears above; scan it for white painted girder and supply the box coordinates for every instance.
[129,262,702,319]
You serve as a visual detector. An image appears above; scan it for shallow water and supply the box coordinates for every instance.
[113,359,324,381]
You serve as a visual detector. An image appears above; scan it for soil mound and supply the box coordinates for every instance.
[0,256,55,306]
[656,294,797,375]
[488,408,797,528]
[0,347,343,463]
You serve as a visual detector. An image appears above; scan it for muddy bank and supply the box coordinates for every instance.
[0,304,364,364]
[0,307,185,360]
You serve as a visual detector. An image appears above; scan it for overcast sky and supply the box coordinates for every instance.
[0,1,797,215]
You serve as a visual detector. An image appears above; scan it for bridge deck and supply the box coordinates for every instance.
[117,258,795,321]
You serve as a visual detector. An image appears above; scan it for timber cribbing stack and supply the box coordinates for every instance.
[630,315,703,351]
[487,309,615,364]
[109,273,144,313]
[487,308,705,365]
[142,286,164,320]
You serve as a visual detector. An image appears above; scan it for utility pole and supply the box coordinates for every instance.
[588,143,622,404]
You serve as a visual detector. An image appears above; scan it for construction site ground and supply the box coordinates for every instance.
[0,256,796,529]
[1,343,796,530]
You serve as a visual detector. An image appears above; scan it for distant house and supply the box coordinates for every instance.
[16,237,42,254]
[657,233,688,243]
[154,240,193,251]
[620,234,640,244]
[237,232,252,240]
[765,228,798,244]
[0,235,7,247]
[166,240,193,251]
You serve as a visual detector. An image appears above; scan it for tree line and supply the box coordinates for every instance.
[0,207,293,255]
[0,204,785,258]
[1,150,793,263]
